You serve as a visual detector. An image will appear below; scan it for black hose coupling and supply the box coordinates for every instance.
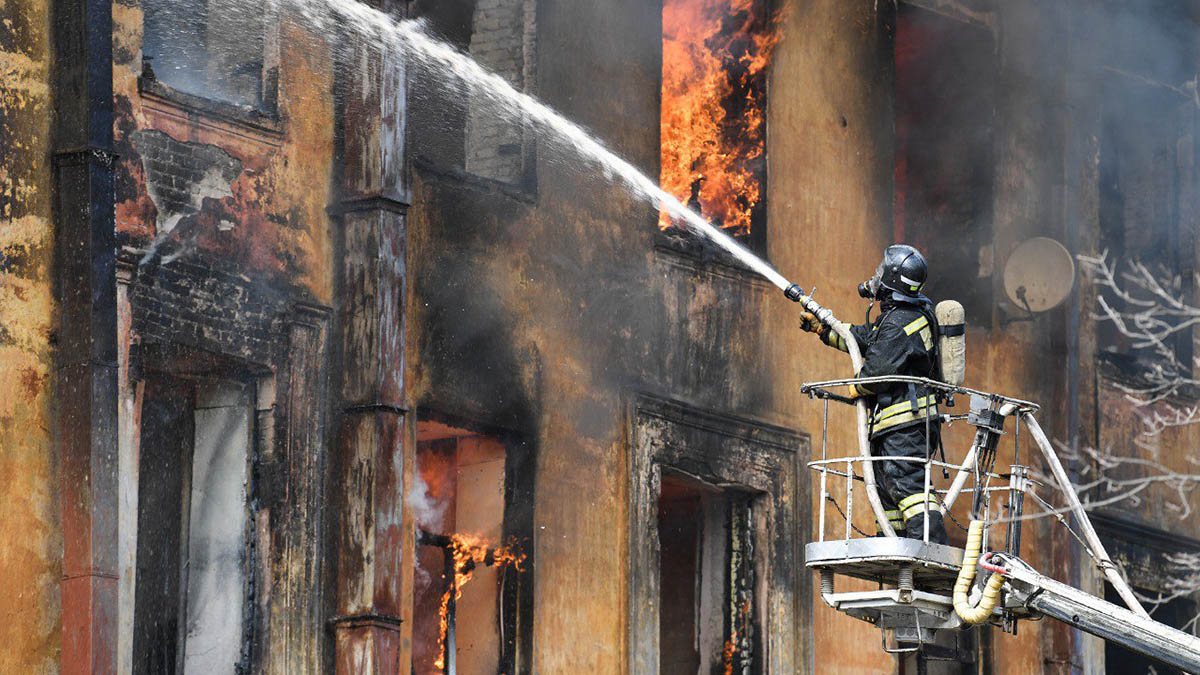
[784,283,804,302]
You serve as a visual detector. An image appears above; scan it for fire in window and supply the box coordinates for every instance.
[657,474,757,672]
[412,421,528,674]
[660,0,776,247]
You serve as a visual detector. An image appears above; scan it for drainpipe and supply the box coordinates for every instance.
[52,0,120,672]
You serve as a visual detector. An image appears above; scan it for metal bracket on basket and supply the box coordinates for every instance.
[881,609,924,654]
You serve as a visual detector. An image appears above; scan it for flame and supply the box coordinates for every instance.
[722,597,753,674]
[660,0,781,237]
[433,533,526,672]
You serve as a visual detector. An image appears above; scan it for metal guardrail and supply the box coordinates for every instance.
[801,375,1041,414]
[808,455,1011,544]
[805,375,1041,544]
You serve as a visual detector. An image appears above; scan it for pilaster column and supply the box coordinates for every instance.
[330,3,413,672]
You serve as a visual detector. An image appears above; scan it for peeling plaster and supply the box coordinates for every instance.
[0,0,59,671]
[131,129,243,233]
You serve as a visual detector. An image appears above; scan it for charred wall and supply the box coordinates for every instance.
[406,0,804,671]
[111,0,335,301]
[3,0,1197,672]
[404,0,1200,671]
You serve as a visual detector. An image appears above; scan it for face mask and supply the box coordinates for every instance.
[857,263,883,299]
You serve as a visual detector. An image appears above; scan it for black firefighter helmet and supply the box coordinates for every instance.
[859,244,929,300]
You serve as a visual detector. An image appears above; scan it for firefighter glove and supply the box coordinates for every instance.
[799,311,822,334]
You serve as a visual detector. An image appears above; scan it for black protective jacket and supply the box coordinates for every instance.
[822,297,939,437]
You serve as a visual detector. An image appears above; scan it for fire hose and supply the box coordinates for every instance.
[952,520,1005,624]
[785,283,898,537]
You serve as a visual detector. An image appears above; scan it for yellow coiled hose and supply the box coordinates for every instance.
[953,520,1006,624]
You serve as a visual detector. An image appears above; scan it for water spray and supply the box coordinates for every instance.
[291,0,807,302]
[391,19,800,294]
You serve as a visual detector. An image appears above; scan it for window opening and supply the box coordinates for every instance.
[660,0,775,251]
[142,0,276,112]
[656,473,758,673]
[894,5,995,327]
[412,421,526,674]
[133,376,254,675]
[464,0,537,186]
[1097,72,1196,379]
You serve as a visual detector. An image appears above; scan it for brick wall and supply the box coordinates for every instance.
[131,129,243,233]
[465,0,534,184]
[131,254,286,365]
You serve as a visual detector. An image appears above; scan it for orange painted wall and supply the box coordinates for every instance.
[0,0,60,671]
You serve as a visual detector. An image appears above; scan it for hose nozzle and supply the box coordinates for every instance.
[784,283,804,302]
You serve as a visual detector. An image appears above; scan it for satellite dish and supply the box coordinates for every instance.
[1003,237,1075,312]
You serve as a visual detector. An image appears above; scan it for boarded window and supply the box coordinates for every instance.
[133,377,253,675]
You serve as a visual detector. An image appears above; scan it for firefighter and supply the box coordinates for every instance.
[799,245,947,544]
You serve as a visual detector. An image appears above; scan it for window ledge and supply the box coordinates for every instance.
[139,76,283,137]
[653,227,773,290]
[413,156,538,205]
[1097,356,1200,402]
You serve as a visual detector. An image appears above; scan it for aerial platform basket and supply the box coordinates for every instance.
[807,537,968,647]
[799,374,1134,641]
[790,293,1197,669]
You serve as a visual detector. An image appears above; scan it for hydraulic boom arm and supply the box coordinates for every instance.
[990,552,1200,673]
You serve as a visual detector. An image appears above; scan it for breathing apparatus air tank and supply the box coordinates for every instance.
[935,300,966,385]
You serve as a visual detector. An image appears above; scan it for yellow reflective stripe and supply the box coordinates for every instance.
[898,494,943,522]
[872,396,938,432]
[902,501,943,522]
[831,332,847,352]
[880,509,903,533]
[822,323,850,352]
[903,316,929,335]
[876,396,937,421]
[873,409,938,432]
[898,493,935,510]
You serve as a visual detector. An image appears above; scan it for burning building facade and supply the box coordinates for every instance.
[2,0,1200,674]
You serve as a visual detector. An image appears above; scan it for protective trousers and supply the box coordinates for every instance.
[871,423,947,544]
